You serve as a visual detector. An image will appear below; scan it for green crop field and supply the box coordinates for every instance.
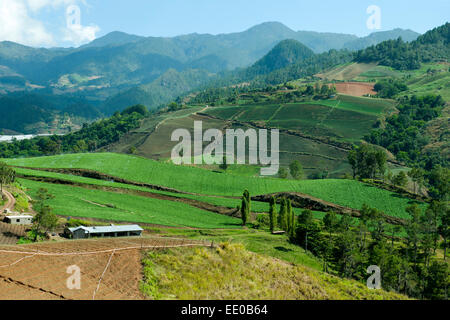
[310,96,392,115]
[20,178,242,229]
[269,103,379,141]
[6,153,425,219]
[14,167,271,213]
[357,65,403,80]
[15,166,338,217]
[316,62,378,81]
[204,101,384,142]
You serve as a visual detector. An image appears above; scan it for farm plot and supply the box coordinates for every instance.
[0,222,27,245]
[6,153,425,220]
[316,62,378,81]
[332,82,376,96]
[310,95,394,116]
[136,113,228,159]
[204,100,386,142]
[20,179,242,229]
[268,103,379,141]
[0,237,207,300]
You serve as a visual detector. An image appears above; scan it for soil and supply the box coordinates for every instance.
[332,82,376,96]
[0,237,207,300]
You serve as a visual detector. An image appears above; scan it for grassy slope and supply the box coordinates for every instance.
[406,70,450,101]
[158,228,325,270]
[20,178,241,229]
[6,153,425,219]
[316,62,378,81]
[141,242,406,300]
[205,98,392,139]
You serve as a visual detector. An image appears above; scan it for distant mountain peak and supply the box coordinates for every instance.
[344,28,420,50]
[81,31,144,48]
[245,21,295,34]
[248,38,315,75]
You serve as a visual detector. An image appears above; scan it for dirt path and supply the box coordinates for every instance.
[0,189,15,213]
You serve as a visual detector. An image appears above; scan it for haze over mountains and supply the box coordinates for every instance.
[0,21,421,134]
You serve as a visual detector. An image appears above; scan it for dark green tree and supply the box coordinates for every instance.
[408,167,425,194]
[31,188,57,242]
[405,204,423,266]
[438,206,450,260]
[0,162,15,193]
[289,160,303,180]
[268,196,277,233]
[347,149,357,179]
[297,209,314,251]
[392,171,408,188]
[240,196,249,226]
[423,261,449,300]
[278,167,288,179]
[278,198,288,231]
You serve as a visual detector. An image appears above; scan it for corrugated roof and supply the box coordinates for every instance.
[5,215,33,219]
[68,225,143,234]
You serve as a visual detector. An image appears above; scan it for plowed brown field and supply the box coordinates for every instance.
[0,237,207,300]
[332,82,376,96]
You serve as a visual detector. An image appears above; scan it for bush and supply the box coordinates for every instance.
[121,104,148,116]
[253,214,270,229]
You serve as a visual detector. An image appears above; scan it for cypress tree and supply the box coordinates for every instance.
[269,196,277,233]
[241,190,251,226]
[287,199,295,238]
[243,189,251,218]
[241,196,248,226]
[279,198,288,231]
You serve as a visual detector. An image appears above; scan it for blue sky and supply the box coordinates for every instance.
[0,0,448,47]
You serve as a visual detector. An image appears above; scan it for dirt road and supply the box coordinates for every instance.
[0,189,15,213]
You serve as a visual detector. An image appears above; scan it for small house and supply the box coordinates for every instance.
[4,215,33,225]
[67,224,143,239]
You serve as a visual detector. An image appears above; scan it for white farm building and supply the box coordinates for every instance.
[67,224,143,239]
[4,215,33,225]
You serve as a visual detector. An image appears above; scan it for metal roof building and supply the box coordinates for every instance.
[67,224,143,239]
[4,215,33,225]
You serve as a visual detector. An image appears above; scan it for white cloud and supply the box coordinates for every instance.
[63,23,99,46]
[26,0,85,12]
[0,0,98,47]
[0,0,54,46]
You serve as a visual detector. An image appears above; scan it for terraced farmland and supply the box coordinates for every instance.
[20,179,242,229]
[203,96,394,142]
[6,153,425,221]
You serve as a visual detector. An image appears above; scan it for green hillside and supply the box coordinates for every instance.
[5,153,424,220]
[20,179,241,229]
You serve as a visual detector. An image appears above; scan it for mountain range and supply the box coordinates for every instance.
[0,21,421,133]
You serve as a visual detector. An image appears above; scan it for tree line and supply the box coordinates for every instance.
[0,105,147,158]
[365,94,446,170]
[254,191,449,300]
[355,23,449,70]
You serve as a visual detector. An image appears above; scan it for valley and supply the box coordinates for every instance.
[0,20,448,301]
